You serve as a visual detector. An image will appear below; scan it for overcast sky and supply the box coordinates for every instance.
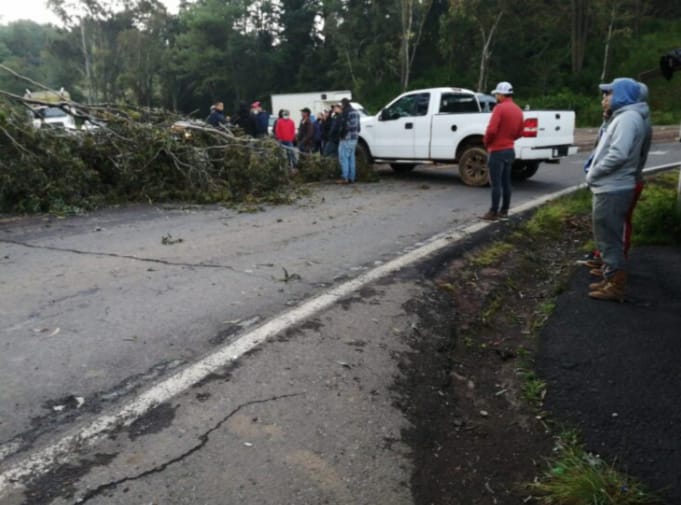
[0,0,182,26]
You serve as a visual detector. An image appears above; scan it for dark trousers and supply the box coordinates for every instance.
[488,149,515,213]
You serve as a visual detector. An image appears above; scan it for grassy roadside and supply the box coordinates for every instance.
[429,171,680,505]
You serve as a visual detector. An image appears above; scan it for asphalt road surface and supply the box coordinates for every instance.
[1,143,679,504]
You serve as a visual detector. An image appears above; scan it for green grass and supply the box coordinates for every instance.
[470,241,514,268]
[523,189,592,239]
[633,171,681,246]
[531,431,661,505]
[518,369,547,404]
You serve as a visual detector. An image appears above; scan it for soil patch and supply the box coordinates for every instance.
[396,211,593,504]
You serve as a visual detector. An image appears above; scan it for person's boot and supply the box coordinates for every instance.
[589,270,627,302]
[589,278,607,290]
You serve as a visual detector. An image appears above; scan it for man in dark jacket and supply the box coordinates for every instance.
[337,98,361,183]
[206,102,226,127]
[323,103,342,158]
[232,101,251,132]
[297,107,315,153]
[251,101,270,138]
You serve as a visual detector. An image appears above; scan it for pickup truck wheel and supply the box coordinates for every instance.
[511,161,539,181]
[390,163,416,173]
[458,147,489,187]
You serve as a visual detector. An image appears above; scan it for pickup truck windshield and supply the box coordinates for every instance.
[42,107,68,118]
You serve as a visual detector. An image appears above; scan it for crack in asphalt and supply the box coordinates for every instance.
[72,392,304,504]
[0,359,188,464]
[0,238,238,271]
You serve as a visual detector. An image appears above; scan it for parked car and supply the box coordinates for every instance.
[30,105,77,129]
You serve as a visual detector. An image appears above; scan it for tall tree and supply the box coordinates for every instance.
[448,0,507,92]
[399,0,433,91]
[571,0,591,73]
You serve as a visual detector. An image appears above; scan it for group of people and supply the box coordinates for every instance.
[206,100,270,138]
[481,77,652,303]
[273,97,361,184]
[206,97,361,183]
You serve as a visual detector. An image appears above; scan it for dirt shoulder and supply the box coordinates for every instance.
[398,207,680,504]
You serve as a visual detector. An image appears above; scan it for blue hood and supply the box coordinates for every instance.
[599,77,640,111]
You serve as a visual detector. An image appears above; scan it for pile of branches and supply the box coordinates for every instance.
[0,69,346,214]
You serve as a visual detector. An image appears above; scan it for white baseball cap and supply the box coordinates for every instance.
[491,81,514,95]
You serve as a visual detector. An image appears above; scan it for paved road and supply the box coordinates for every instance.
[0,143,679,503]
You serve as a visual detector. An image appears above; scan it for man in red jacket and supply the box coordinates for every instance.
[482,81,524,221]
[274,109,297,171]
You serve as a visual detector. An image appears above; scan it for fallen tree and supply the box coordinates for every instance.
[0,66,357,214]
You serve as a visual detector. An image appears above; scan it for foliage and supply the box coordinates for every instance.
[531,431,661,505]
[524,189,592,239]
[0,98,302,213]
[632,171,681,246]
[1,0,679,126]
[470,241,514,268]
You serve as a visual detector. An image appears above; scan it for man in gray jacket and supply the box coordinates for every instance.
[586,77,652,302]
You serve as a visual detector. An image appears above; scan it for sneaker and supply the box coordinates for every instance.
[576,251,602,267]
[498,210,509,220]
[335,179,349,185]
[480,211,498,221]
[589,268,604,277]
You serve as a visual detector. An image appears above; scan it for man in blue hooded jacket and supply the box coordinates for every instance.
[586,77,652,302]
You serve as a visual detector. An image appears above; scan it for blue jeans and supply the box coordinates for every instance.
[279,141,296,168]
[339,139,357,182]
[592,189,636,274]
[487,149,514,212]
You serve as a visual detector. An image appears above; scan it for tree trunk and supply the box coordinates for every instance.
[571,0,590,73]
[477,11,503,93]
[80,20,94,104]
[400,0,433,92]
[400,0,413,91]
[600,1,617,82]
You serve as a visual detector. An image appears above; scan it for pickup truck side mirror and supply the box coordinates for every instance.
[379,109,391,121]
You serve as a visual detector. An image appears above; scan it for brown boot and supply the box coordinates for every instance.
[589,279,607,290]
[589,271,627,303]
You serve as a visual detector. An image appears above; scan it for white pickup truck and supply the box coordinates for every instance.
[357,87,577,186]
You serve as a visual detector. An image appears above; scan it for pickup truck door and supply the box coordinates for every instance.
[430,92,489,160]
[369,92,431,159]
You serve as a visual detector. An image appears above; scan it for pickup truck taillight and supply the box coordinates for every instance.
[522,117,538,137]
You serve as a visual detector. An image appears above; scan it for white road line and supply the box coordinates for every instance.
[1,161,679,497]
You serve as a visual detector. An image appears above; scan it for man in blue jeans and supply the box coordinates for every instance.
[337,98,361,184]
[482,81,524,220]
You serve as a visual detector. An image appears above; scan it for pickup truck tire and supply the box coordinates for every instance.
[511,161,539,181]
[458,146,489,187]
[390,163,416,173]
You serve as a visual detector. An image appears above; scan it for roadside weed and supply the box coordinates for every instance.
[517,368,547,405]
[524,189,591,239]
[470,241,514,268]
[632,173,681,245]
[531,432,661,505]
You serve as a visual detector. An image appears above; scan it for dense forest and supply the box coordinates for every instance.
[1,0,680,126]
